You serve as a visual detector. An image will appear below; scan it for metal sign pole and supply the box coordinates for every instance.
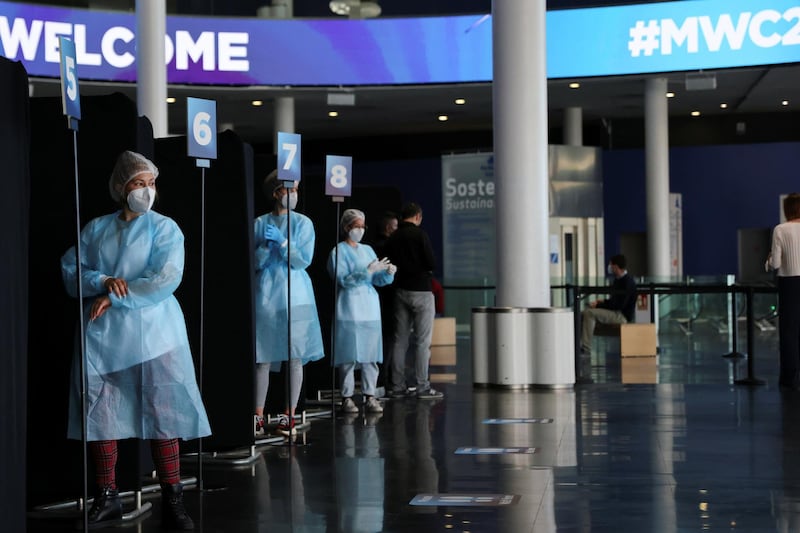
[331,199,343,415]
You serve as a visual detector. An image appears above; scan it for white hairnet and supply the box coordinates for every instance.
[262,170,299,201]
[108,151,159,202]
[340,208,365,232]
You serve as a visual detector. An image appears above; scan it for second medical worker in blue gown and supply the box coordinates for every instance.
[61,151,210,530]
[254,171,325,437]
[328,209,396,414]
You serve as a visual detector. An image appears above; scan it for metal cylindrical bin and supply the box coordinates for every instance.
[471,307,490,386]
[480,307,574,389]
[491,308,533,388]
[527,307,574,388]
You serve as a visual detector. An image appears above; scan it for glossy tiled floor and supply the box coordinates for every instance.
[29,319,800,532]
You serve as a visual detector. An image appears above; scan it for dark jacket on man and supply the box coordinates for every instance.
[383,221,436,291]
[597,273,637,322]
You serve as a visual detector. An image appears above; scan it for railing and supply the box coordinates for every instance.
[443,280,778,385]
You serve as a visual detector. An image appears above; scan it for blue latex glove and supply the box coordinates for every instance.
[264,224,284,243]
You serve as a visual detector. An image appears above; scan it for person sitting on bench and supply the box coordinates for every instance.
[581,254,637,356]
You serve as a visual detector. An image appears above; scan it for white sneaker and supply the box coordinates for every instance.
[341,397,359,413]
[364,396,384,413]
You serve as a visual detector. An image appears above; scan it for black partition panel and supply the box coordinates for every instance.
[0,58,31,533]
[154,131,256,450]
[27,93,152,507]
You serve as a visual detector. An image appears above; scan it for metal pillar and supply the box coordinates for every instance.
[135,0,167,138]
[644,77,671,279]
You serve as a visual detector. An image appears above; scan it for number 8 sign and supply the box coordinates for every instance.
[187,97,217,160]
[325,155,353,197]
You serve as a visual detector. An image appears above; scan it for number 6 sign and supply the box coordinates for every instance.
[325,155,353,197]
[187,97,217,161]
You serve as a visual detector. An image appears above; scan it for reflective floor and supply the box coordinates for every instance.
[29,319,800,532]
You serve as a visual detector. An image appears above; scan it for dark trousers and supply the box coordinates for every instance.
[779,276,800,387]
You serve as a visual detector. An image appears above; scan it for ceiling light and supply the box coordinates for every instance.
[666,92,675,98]
[329,0,381,18]
[166,97,176,104]
[328,111,339,117]
[691,110,701,116]
[569,82,580,89]
[455,98,466,105]
[720,103,728,109]
[782,100,789,106]
[438,115,449,121]
[251,100,263,107]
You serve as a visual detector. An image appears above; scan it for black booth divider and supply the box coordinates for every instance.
[0,57,31,532]
[26,93,153,507]
[154,132,257,450]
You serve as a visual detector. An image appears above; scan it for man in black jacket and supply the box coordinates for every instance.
[580,254,637,355]
[383,203,443,399]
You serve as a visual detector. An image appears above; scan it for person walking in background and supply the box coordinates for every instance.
[61,151,210,530]
[254,171,325,437]
[383,202,443,399]
[580,254,637,356]
[328,209,396,414]
[767,193,800,390]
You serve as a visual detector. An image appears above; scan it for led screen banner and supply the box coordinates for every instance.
[0,0,799,85]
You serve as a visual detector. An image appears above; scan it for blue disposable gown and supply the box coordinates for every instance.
[61,210,211,441]
[327,242,394,365]
[254,211,325,365]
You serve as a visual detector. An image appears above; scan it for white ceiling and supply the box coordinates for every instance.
[29,62,800,144]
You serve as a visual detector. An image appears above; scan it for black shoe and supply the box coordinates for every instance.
[76,486,122,529]
[161,483,194,530]
[416,388,444,399]
[386,389,410,399]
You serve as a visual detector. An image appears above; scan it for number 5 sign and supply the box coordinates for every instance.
[325,155,352,197]
[58,37,80,124]
[187,97,217,161]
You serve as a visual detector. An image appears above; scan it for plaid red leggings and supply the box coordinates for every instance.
[89,439,181,489]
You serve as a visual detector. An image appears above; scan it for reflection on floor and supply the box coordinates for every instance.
[30,322,800,532]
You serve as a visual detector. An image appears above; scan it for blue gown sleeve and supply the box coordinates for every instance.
[277,216,315,270]
[372,269,394,287]
[328,244,370,289]
[61,218,110,298]
[108,219,184,309]
[254,218,273,272]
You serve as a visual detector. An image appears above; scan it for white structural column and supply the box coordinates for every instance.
[135,0,167,138]
[644,77,671,279]
[273,96,295,154]
[563,107,583,146]
[493,0,549,308]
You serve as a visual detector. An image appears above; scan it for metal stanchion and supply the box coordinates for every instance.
[735,286,766,386]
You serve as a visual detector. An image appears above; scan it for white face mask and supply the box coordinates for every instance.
[127,186,155,213]
[607,264,614,276]
[348,228,365,243]
[280,191,298,210]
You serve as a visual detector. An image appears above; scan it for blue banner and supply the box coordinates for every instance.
[1,0,799,85]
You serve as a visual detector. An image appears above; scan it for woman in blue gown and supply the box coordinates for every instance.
[253,171,324,437]
[61,151,210,530]
[328,209,395,414]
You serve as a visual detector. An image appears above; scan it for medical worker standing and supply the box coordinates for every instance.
[328,209,396,414]
[60,151,210,530]
[253,171,325,437]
